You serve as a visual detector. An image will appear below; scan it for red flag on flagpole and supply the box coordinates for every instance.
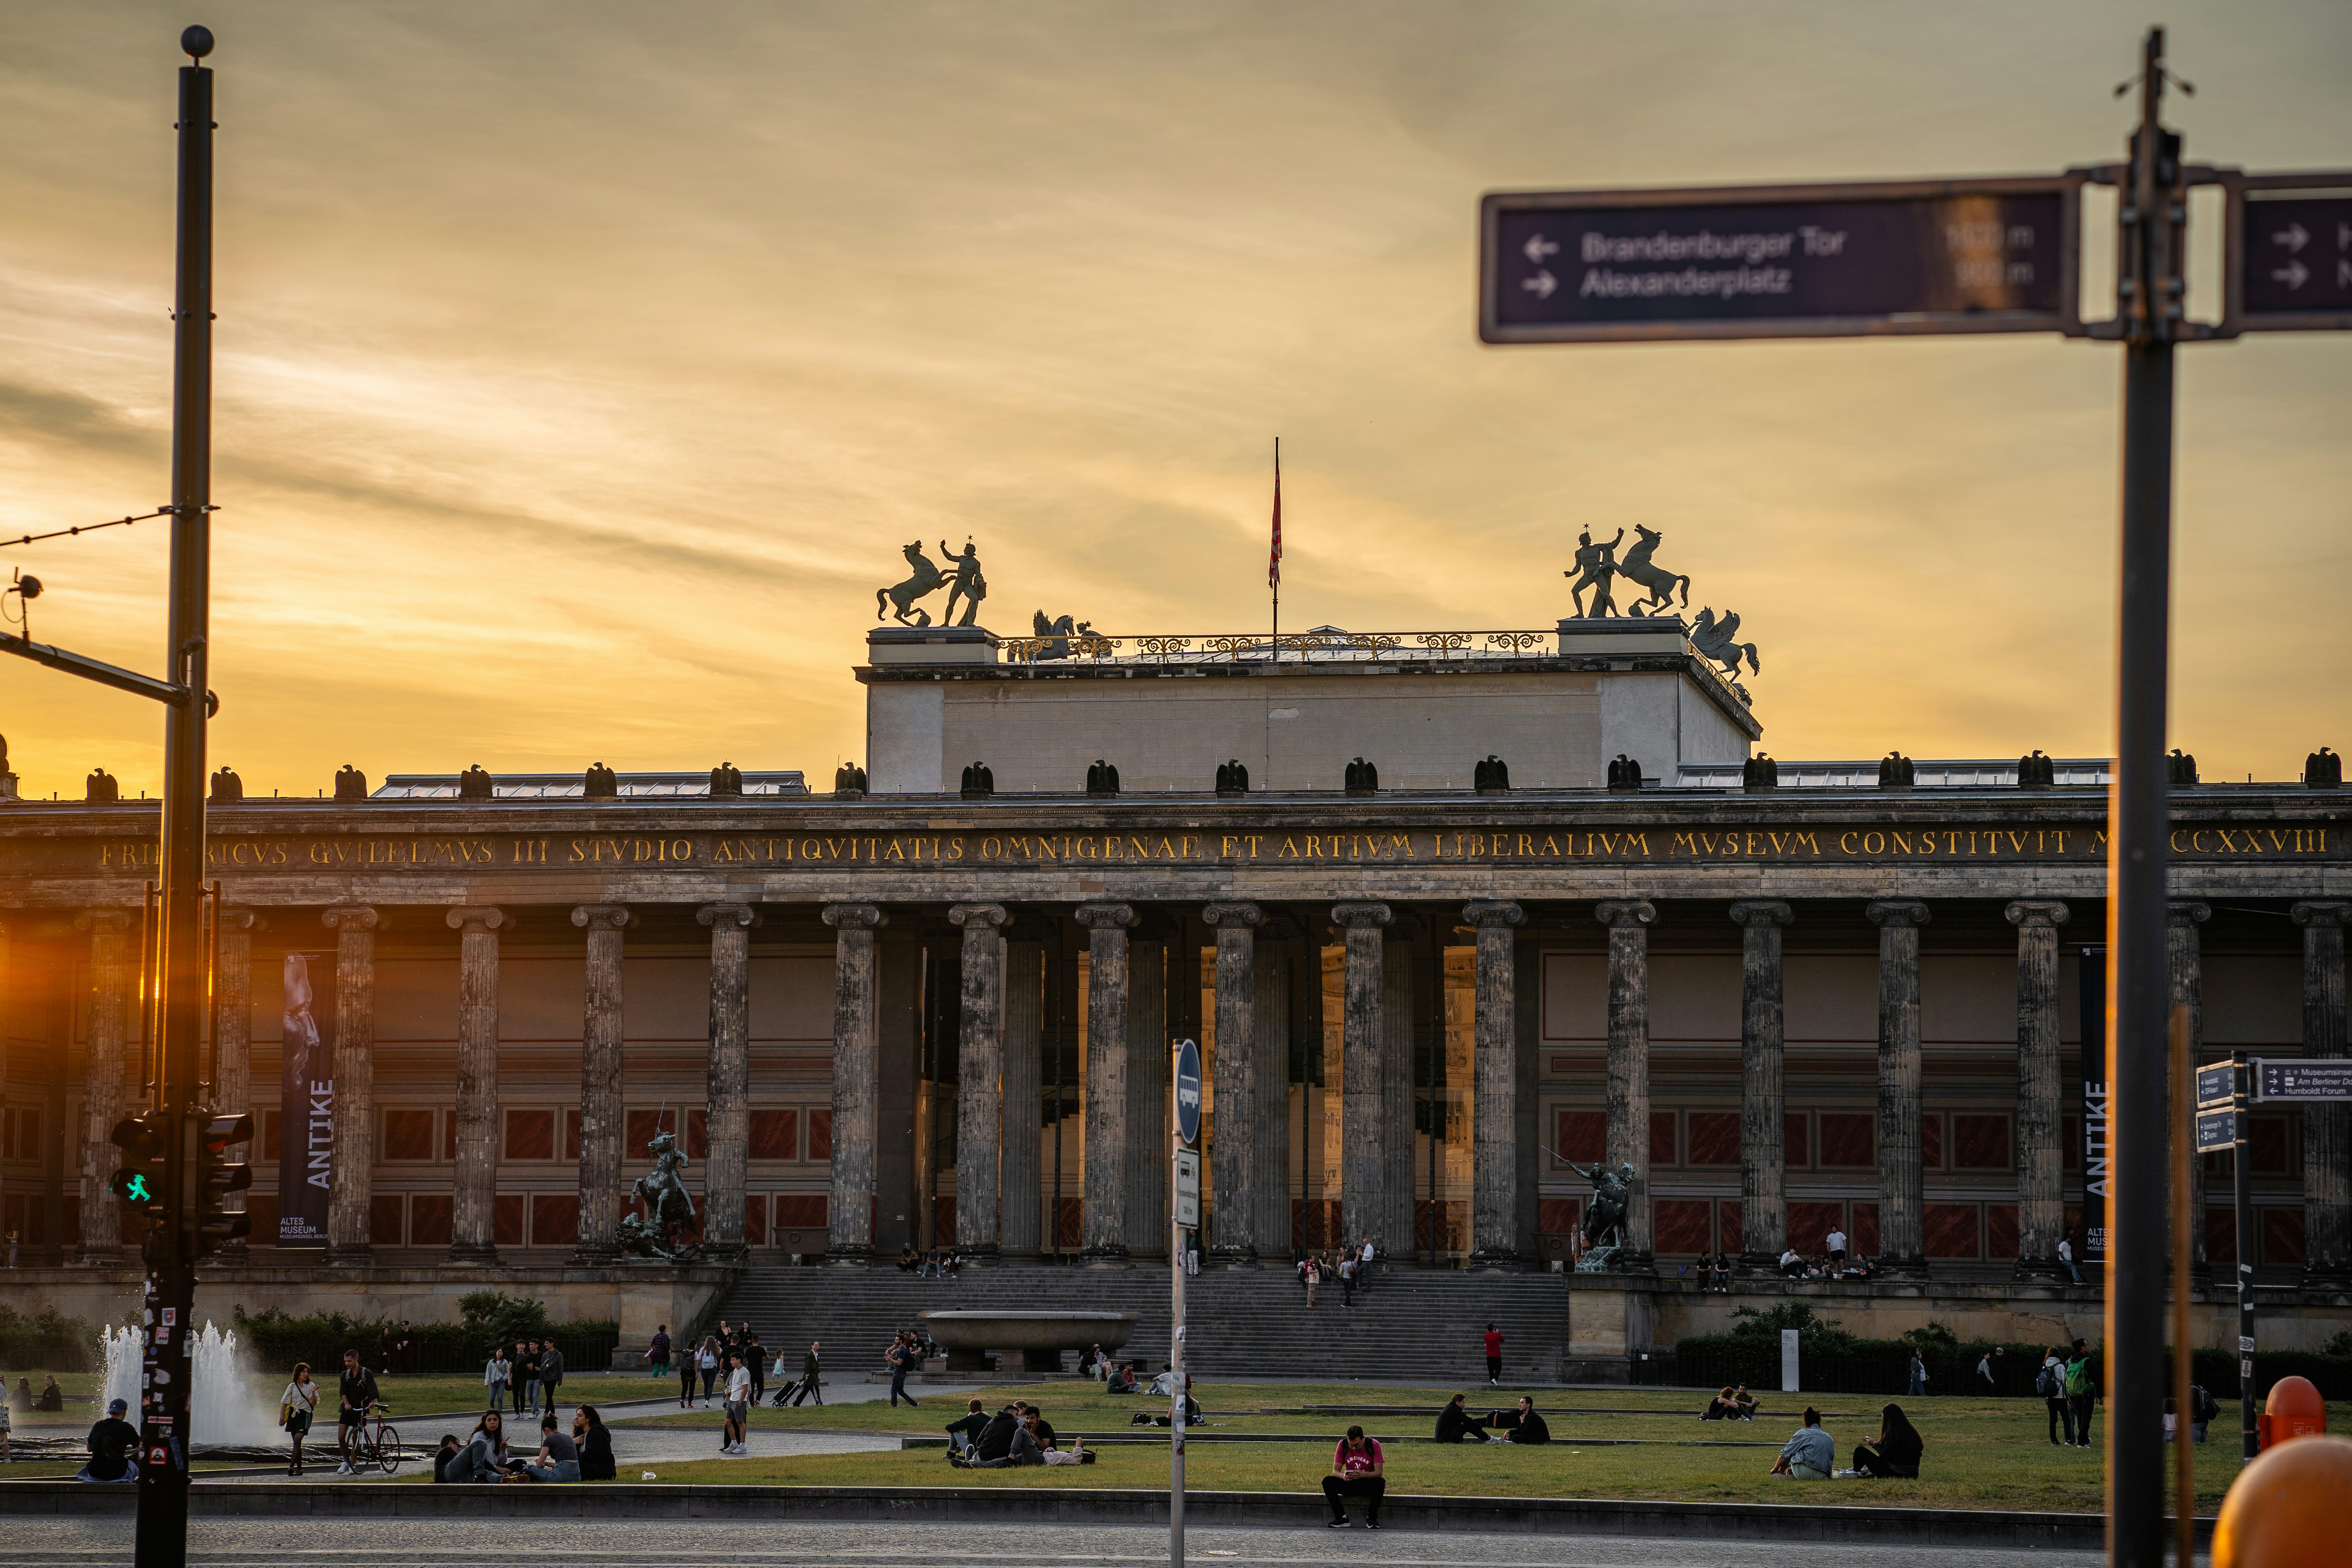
[1269,440,1282,588]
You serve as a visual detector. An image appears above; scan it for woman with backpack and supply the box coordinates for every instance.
[2063,1340,2098,1449]
[2038,1346,2072,1444]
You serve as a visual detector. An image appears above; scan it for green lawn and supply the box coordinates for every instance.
[0,1366,654,1431]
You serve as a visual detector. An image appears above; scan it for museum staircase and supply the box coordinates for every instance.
[704,1262,1574,1383]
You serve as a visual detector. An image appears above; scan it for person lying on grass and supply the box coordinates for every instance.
[1769,1406,1834,1479]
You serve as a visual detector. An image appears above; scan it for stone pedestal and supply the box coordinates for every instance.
[446,906,506,1264]
[1869,899,1931,1278]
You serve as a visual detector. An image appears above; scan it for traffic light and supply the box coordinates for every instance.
[194,1110,253,1255]
[108,1112,168,1220]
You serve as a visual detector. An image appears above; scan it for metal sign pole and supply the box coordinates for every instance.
[1170,1044,1185,1568]
[2233,1052,2256,1459]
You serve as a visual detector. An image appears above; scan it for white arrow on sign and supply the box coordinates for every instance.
[1522,270,1558,299]
[2273,260,2310,290]
[2273,222,2310,253]
[1523,234,1560,264]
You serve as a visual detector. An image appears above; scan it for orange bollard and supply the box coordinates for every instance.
[2254,1374,2327,1452]
[2212,1434,2352,1568]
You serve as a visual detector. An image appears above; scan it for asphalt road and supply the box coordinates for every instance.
[0,1519,2120,1568]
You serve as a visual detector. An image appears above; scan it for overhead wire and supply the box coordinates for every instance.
[1,508,179,548]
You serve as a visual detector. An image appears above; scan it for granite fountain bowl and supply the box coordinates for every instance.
[915,1309,1137,1372]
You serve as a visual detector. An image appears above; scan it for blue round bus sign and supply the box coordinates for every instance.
[1173,1038,1202,1146]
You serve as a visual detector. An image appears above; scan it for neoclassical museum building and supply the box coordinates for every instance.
[2,610,2346,1372]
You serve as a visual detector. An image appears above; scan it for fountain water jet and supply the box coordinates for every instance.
[100,1320,284,1449]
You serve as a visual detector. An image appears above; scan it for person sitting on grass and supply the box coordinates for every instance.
[1770,1406,1834,1479]
[1434,1392,1494,1444]
[1850,1402,1924,1478]
[575,1405,615,1481]
[1322,1425,1385,1530]
[442,1411,508,1483]
[36,1376,64,1412]
[78,1398,140,1484]
[945,1398,990,1460]
[958,1403,1022,1466]
[1025,1404,1060,1452]
[963,1406,1044,1468]
[1106,1362,1141,1395]
[509,1411,580,1483]
[1732,1385,1760,1420]
[431,1432,464,1482]
[1489,1395,1551,1444]
[1701,1386,1741,1421]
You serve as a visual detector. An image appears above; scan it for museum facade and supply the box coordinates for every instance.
[1,620,2346,1346]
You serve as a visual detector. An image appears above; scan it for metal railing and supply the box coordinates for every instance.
[999,628,1563,665]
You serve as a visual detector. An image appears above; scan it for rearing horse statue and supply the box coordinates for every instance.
[1617,525,1690,616]
[876,542,947,626]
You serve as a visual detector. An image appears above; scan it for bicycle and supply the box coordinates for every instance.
[343,1401,402,1476]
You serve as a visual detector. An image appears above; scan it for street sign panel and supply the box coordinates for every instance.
[1173,1038,1202,1146]
[2254,1058,2352,1102]
[1480,178,2080,343]
[2226,173,2352,332]
[1173,1150,1200,1229]
[2195,1109,2236,1152]
[2195,1064,2236,1109]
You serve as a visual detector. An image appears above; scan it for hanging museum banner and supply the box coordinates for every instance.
[2078,946,2107,1264]
[276,951,334,1247]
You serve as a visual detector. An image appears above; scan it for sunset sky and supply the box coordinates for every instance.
[3,1,2346,800]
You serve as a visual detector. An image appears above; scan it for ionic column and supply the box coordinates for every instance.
[1465,900,1524,1270]
[1333,903,1391,1250]
[1124,935,1169,1258]
[74,910,135,1264]
[1382,937,1415,1256]
[2293,902,2351,1289]
[823,903,886,1261]
[323,904,381,1265]
[1596,900,1657,1270]
[2007,899,2070,1281]
[1000,938,1043,1259]
[212,908,260,1256]
[1730,900,1793,1274]
[1250,936,1292,1264]
[1202,902,1261,1264]
[446,906,507,1263]
[1869,899,1931,1278]
[568,905,630,1264]
[699,903,760,1257]
[949,904,1009,1258]
[1076,904,1136,1264]
[2167,901,2211,1276]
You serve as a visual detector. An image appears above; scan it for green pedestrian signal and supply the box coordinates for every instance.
[108,1113,168,1226]
[112,1170,154,1204]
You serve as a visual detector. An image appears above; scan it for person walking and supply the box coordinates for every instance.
[1975,1349,1996,1396]
[793,1341,823,1406]
[696,1336,721,1406]
[1906,1349,1928,1397]
[538,1339,565,1417]
[334,1349,380,1477]
[677,1342,698,1410]
[1481,1323,1504,1386]
[2038,1346,2073,1445]
[1322,1424,1385,1529]
[887,1332,920,1408]
[278,1362,320,1477]
[745,1329,766,1405]
[2063,1339,2098,1449]
[512,1339,537,1416]
[646,1325,671,1382]
[482,1346,509,1414]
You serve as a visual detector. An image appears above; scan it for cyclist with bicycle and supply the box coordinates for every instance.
[335,1349,381,1477]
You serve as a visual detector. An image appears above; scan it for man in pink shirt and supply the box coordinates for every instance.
[1481,1323,1504,1385]
[1323,1425,1385,1528]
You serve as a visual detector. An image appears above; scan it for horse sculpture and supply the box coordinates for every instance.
[618,1129,702,1262]
[1566,1159,1633,1251]
[876,541,947,626]
[1616,524,1689,615]
[1689,607,1760,679]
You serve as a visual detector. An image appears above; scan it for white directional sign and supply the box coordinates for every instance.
[1172,1150,1201,1229]
[2195,1064,2236,1109]
[2195,1109,2236,1152]
[2224,172,2352,332]
[2253,1058,2352,1102]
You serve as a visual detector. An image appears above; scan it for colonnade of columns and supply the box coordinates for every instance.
[41,893,2352,1283]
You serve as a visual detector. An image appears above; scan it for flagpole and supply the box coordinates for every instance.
[1270,438,1280,663]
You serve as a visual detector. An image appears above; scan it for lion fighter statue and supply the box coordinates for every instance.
[617,1128,704,1262]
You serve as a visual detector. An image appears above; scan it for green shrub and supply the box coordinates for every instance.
[0,1303,96,1372]
[230,1300,616,1376]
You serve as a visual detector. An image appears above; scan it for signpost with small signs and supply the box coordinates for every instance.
[1478,31,2345,1560]
[1168,1037,1203,1568]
